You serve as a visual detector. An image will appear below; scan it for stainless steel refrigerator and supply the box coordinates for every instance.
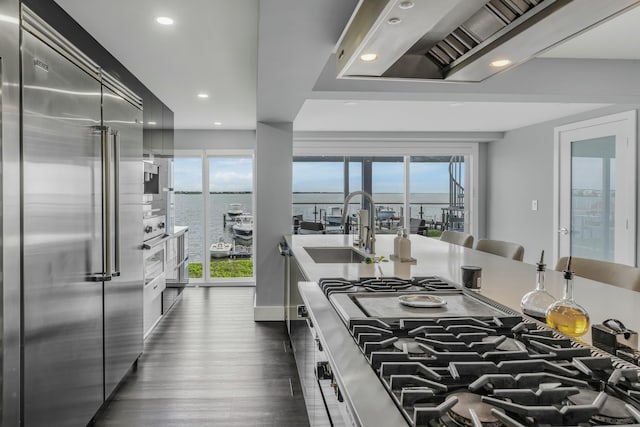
[21,8,143,426]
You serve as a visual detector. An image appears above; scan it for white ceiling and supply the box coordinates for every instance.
[293,101,609,132]
[55,1,640,132]
[55,0,258,130]
[540,4,640,60]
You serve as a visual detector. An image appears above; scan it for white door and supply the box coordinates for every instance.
[554,111,636,266]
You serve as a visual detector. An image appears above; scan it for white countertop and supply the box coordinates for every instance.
[172,225,188,236]
[287,233,640,344]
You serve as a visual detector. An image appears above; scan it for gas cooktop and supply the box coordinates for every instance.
[349,316,640,427]
[316,276,640,427]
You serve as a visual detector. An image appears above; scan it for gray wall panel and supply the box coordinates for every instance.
[254,122,292,319]
[486,105,640,265]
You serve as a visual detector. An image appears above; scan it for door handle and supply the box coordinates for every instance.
[112,130,121,277]
[558,227,569,235]
[102,126,113,281]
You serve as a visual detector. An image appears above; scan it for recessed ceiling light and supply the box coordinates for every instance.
[398,1,414,9]
[449,103,464,108]
[490,59,512,68]
[360,53,378,62]
[197,93,209,99]
[213,121,222,126]
[147,121,157,125]
[344,101,358,107]
[156,16,174,25]
[387,17,402,25]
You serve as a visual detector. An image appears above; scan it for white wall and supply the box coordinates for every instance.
[174,129,256,151]
[486,105,640,265]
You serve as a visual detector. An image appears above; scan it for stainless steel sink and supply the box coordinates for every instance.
[304,247,367,263]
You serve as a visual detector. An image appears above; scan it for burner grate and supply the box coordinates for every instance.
[347,316,640,427]
[318,275,459,297]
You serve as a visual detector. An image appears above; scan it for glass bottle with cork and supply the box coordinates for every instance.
[545,256,591,337]
[520,250,556,321]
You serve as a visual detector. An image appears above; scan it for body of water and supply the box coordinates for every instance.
[175,193,253,263]
[176,192,452,262]
[293,192,450,223]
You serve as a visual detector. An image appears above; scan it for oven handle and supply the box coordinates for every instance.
[278,240,291,256]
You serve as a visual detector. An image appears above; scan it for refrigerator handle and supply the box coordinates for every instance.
[112,130,121,277]
[102,126,113,281]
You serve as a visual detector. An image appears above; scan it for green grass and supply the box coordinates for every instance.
[426,229,442,238]
[188,260,254,279]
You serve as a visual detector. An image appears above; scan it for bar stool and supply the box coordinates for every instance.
[440,230,474,248]
[555,256,640,292]
[475,239,524,261]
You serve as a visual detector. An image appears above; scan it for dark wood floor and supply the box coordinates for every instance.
[94,287,310,426]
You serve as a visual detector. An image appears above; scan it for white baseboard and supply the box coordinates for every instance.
[253,304,284,321]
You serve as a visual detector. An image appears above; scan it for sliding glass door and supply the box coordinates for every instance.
[174,152,254,284]
[208,156,254,280]
[291,154,471,235]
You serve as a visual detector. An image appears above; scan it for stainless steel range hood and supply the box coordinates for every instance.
[336,0,640,82]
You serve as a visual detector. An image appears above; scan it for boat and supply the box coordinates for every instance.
[209,239,233,258]
[232,214,253,240]
[227,203,244,217]
[376,206,396,220]
[324,206,343,226]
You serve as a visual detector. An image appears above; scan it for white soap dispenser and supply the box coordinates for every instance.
[393,228,402,258]
[399,228,411,261]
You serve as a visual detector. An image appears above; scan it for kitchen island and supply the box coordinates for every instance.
[287,233,640,341]
[285,234,640,427]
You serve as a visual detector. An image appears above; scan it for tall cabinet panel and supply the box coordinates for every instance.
[22,30,104,427]
[102,85,144,399]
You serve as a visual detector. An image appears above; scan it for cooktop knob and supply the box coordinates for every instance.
[159,222,165,229]
[144,226,153,233]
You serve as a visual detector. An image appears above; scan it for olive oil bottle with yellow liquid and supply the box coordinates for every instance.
[545,256,590,337]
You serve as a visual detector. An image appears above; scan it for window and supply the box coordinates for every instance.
[410,156,465,234]
[293,157,345,232]
[292,154,471,236]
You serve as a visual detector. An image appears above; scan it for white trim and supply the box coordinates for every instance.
[294,139,479,157]
[553,110,637,266]
[204,148,254,157]
[294,131,503,142]
[403,155,410,231]
[173,149,205,157]
[253,305,284,321]
[202,153,211,279]
[553,131,561,265]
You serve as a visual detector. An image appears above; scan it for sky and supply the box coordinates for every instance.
[175,157,457,193]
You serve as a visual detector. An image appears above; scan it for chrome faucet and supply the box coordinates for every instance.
[341,191,376,254]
